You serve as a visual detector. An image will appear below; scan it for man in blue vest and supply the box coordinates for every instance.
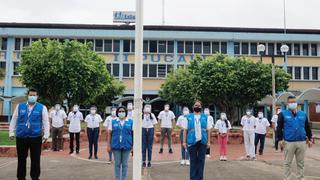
[9,88,50,180]
[277,96,312,180]
[182,100,212,180]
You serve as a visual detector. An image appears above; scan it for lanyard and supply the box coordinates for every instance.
[26,103,36,128]
[118,120,124,143]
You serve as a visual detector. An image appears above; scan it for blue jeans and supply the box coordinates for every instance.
[108,151,113,161]
[113,149,131,180]
[87,127,99,157]
[142,128,154,162]
[180,130,189,160]
[188,141,207,180]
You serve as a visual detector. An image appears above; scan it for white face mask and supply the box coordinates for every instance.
[90,109,96,115]
[55,105,61,111]
[183,110,189,115]
[204,110,210,115]
[277,109,281,114]
[221,114,227,120]
[145,107,151,113]
[111,111,116,116]
[288,103,298,110]
[246,111,251,116]
[127,104,133,110]
[164,106,169,111]
[73,106,79,112]
[258,113,263,118]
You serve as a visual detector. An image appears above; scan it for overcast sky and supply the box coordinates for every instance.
[0,0,319,29]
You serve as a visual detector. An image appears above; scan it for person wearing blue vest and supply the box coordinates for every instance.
[107,106,133,180]
[277,96,312,180]
[182,100,212,180]
[9,88,50,180]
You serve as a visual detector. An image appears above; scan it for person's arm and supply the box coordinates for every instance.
[107,127,112,152]
[42,106,50,140]
[63,111,67,126]
[266,119,270,134]
[182,117,188,149]
[9,105,19,138]
[305,116,312,143]
[207,118,212,148]
[276,113,284,141]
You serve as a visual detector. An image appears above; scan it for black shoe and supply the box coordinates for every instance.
[259,152,263,155]
[147,162,151,168]
[95,156,98,159]
[159,149,163,154]
[76,151,79,154]
[142,162,146,168]
[88,156,92,159]
[169,149,173,154]
[69,151,74,154]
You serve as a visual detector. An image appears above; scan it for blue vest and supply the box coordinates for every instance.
[186,113,208,146]
[111,119,133,150]
[282,110,307,142]
[16,102,43,138]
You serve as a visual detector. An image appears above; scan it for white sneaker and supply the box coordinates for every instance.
[180,160,185,165]
[219,156,223,161]
[206,154,211,158]
[223,156,227,161]
[186,160,190,166]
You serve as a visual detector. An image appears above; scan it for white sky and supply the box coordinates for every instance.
[0,0,319,29]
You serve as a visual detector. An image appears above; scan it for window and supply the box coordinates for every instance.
[15,38,21,51]
[158,41,166,53]
[303,67,310,80]
[276,43,281,55]
[311,44,317,56]
[167,65,173,74]
[77,39,85,44]
[286,43,292,55]
[143,64,148,77]
[212,42,219,54]
[157,64,166,77]
[123,64,130,77]
[13,62,20,75]
[1,38,7,50]
[95,39,103,52]
[167,41,174,53]
[0,62,6,69]
[221,42,227,54]
[123,40,131,53]
[31,38,39,43]
[177,41,184,53]
[268,43,274,55]
[203,41,211,54]
[143,40,149,53]
[22,38,30,47]
[194,41,202,54]
[234,42,240,55]
[294,43,300,56]
[113,40,120,52]
[112,64,119,76]
[106,64,111,73]
[131,40,135,52]
[294,67,301,80]
[250,42,257,55]
[149,40,157,53]
[149,64,157,77]
[312,67,318,80]
[287,67,293,79]
[241,42,249,55]
[130,64,135,77]
[177,64,185,69]
[302,44,309,56]
[185,41,193,53]
[104,40,112,52]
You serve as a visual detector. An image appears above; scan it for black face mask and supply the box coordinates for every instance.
[193,107,201,113]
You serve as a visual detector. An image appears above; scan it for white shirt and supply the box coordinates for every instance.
[254,117,270,135]
[182,114,212,142]
[142,113,157,128]
[67,111,84,133]
[176,115,187,127]
[127,110,134,120]
[214,119,232,134]
[271,114,278,128]
[49,109,67,128]
[85,114,102,128]
[9,103,50,139]
[103,115,117,129]
[207,115,214,128]
[158,110,175,128]
[241,115,256,131]
[108,118,132,131]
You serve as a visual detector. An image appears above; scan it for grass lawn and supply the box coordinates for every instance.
[0,130,16,146]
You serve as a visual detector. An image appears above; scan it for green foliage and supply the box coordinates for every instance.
[160,54,291,120]
[18,39,124,109]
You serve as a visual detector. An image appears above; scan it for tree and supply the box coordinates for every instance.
[19,39,124,109]
[159,54,291,122]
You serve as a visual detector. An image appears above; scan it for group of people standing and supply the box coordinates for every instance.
[8,88,313,180]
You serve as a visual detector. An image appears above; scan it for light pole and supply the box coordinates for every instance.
[133,0,143,179]
[280,44,289,72]
[257,44,266,63]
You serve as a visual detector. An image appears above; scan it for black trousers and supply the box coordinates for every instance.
[254,133,266,154]
[69,132,80,153]
[16,136,42,180]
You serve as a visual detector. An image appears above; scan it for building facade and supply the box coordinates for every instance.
[0,23,320,123]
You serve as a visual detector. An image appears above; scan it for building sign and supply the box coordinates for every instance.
[113,11,136,23]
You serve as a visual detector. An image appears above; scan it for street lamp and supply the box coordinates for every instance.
[257,44,266,62]
[280,44,289,72]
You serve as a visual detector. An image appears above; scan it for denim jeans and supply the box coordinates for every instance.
[142,128,154,162]
[188,141,207,180]
[87,127,99,157]
[113,149,131,180]
[180,130,189,160]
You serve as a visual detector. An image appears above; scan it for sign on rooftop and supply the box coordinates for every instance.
[113,11,136,24]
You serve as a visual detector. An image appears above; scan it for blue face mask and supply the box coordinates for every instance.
[118,112,126,118]
[288,102,297,110]
[28,96,37,103]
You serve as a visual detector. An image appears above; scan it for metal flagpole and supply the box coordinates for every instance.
[133,0,143,179]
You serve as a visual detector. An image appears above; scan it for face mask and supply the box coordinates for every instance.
[118,112,126,118]
[277,109,281,114]
[90,109,96,114]
[288,103,297,110]
[164,106,169,111]
[246,111,251,116]
[145,107,151,113]
[221,114,226,120]
[183,110,189,115]
[28,96,37,103]
[127,104,133,110]
[55,105,61,111]
[204,110,210,115]
[73,106,79,112]
[193,107,201,113]
[258,113,263,118]
[111,111,116,116]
